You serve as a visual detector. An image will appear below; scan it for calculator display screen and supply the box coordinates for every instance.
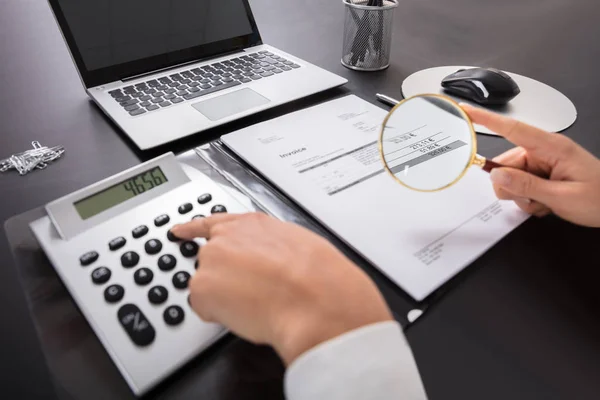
[74,167,168,220]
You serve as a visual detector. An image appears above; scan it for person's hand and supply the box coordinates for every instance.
[461,104,600,228]
[170,213,393,365]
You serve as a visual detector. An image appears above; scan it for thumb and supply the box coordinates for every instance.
[490,168,558,204]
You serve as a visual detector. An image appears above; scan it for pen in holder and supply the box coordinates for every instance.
[342,0,398,71]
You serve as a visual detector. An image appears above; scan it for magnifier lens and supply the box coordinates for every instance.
[380,95,475,191]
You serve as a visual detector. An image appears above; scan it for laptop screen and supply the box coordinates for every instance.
[49,0,261,87]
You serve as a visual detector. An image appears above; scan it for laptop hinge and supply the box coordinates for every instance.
[122,50,247,82]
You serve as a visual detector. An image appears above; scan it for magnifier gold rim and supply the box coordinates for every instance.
[378,93,478,193]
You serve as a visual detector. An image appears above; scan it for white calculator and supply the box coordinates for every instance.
[30,153,250,396]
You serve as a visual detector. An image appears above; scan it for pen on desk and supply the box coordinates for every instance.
[376,93,401,107]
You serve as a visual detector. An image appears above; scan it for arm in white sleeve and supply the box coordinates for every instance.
[284,321,427,400]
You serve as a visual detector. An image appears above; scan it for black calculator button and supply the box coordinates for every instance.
[178,203,193,214]
[164,305,185,326]
[132,225,149,239]
[180,241,199,258]
[197,193,212,204]
[121,251,140,268]
[211,205,227,214]
[167,230,180,242]
[92,267,111,284]
[172,271,191,289]
[104,284,125,303]
[154,214,170,227]
[118,304,155,347]
[134,268,154,286]
[145,239,163,255]
[158,254,177,271]
[109,237,127,251]
[148,285,169,304]
[80,251,99,266]
[192,214,205,221]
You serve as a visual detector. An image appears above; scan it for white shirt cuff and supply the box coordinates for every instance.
[284,321,427,400]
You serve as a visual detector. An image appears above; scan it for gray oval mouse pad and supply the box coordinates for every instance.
[402,66,577,136]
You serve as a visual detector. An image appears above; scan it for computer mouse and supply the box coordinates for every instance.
[441,68,521,106]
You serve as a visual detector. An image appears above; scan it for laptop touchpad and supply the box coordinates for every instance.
[192,88,270,121]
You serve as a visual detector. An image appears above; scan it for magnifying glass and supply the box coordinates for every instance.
[379,94,503,192]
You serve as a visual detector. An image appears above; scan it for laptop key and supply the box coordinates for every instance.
[200,84,211,89]
[168,82,179,87]
[115,96,132,103]
[189,87,200,92]
[156,85,168,91]
[159,77,172,83]
[176,85,188,91]
[189,81,200,87]
[191,68,202,75]
[259,50,268,54]
[222,72,232,77]
[159,101,171,107]
[176,90,188,96]
[132,92,144,98]
[250,75,262,80]
[222,77,233,83]
[183,81,241,100]
[165,89,176,94]
[164,94,176,100]
[140,101,151,107]
[240,78,252,83]
[263,66,274,71]
[280,66,291,71]
[170,74,182,81]
[182,71,194,78]
[125,104,140,112]
[151,98,163,103]
[129,108,146,116]
[212,81,223,86]
[146,88,157,94]
[291,64,300,69]
[140,95,152,101]
[180,79,191,84]
[147,105,160,111]
[109,89,122,96]
[272,69,283,74]
[152,92,164,98]
[121,99,139,106]
[148,80,160,87]
[260,72,274,77]
[172,97,184,104]
[243,71,254,76]
[232,74,243,79]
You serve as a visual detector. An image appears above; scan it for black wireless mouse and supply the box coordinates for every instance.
[441,67,521,106]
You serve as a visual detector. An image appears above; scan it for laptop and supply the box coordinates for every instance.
[48,0,347,150]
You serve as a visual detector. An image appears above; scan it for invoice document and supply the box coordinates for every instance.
[221,95,529,301]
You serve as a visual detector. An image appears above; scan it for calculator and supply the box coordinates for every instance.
[30,153,250,396]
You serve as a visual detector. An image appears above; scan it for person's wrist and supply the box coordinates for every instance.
[272,306,393,366]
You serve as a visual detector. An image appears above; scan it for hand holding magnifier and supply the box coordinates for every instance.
[379,94,504,192]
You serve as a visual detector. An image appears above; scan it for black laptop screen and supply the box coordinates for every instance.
[50,0,260,87]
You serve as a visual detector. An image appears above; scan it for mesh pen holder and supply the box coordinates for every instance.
[342,0,399,71]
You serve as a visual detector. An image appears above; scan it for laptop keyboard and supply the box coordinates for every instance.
[107,51,301,117]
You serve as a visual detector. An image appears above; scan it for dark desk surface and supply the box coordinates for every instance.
[1,0,600,398]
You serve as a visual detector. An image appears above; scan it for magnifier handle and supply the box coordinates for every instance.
[482,159,504,173]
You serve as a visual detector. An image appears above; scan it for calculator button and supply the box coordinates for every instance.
[197,193,212,204]
[167,230,180,242]
[92,267,111,284]
[164,305,185,326]
[109,237,127,251]
[118,304,155,347]
[211,205,227,214]
[80,251,99,266]
[104,284,125,303]
[180,241,199,258]
[132,225,149,239]
[178,203,193,214]
[172,271,191,289]
[121,251,140,268]
[144,239,163,255]
[148,285,169,304]
[158,254,177,271]
[154,214,170,227]
[134,267,154,286]
[192,214,205,220]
